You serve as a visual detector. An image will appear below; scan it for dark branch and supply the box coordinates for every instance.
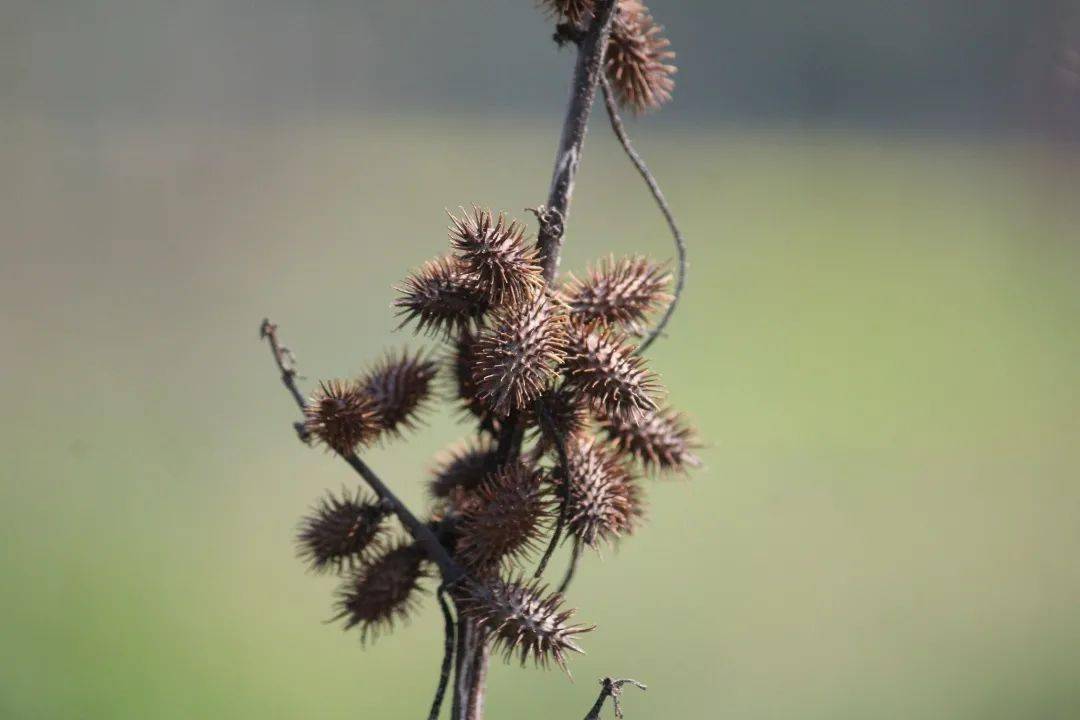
[583,678,647,720]
[259,319,311,441]
[597,77,689,355]
[558,536,583,594]
[534,398,572,579]
[428,586,456,720]
[259,318,466,584]
[537,0,620,282]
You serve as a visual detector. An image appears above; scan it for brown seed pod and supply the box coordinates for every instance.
[528,385,591,451]
[550,436,643,548]
[563,321,659,419]
[455,464,551,571]
[472,294,568,417]
[428,437,501,500]
[599,404,701,473]
[459,576,593,671]
[605,0,677,113]
[332,541,429,642]
[360,350,438,438]
[394,255,490,338]
[304,380,381,453]
[538,0,595,25]
[562,255,672,334]
[449,207,542,306]
[296,489,391,573]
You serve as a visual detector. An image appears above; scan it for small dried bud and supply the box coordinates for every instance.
[551,436,642,548]
[333,542,429,642]
[473,294,568,416]
[599,405,701,473]
[395,255,490,338]
[428,438,501,500]
[539,0,595,25]
[563,322,659,419]
[456,464,551,571]
[449,207,542,306]
[529,386,591,451]
[562,255,672,334]
[304,380,381,453]
[605,0,676,113]
[296,489,390,573]
[360,350,438,438]
[459,576,593,670]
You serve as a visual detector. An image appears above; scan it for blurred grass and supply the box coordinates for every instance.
[1,117,1079,719]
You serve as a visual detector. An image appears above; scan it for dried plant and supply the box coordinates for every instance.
[297,489,391,573]
[550,436,642,549]
[563,321,660,419]
[260,2,694,718]
[606,0,677,113]
[333,541,430,642]
[563,255,672,335]
[395,255,490,338]
[458,576,593,671]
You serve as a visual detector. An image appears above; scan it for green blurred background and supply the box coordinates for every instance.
[3,2,1080,719]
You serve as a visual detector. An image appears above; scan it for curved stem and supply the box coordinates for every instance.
[428,586,456,720]
[558,536,583,595]
[534,399,572,579]
[598,77,688,355]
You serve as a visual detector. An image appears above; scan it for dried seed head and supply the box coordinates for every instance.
[599,404,701,473]
[456,464,551,571]
[473,294,568,417]
[449,207,542,306]
[395,255,490,338]
[296,489,391,573]
[563,322,659,419]
[563,255,672,334]
[538,0,595,24]
[304,380,381,453]
[605,0,677,113]
[529,386,591,451]
[448,329,498,428]
[551,436,643,548]
[428,437,501,500]
[459,576,593,670]
[333,542,429,642]
[360,350,438,438]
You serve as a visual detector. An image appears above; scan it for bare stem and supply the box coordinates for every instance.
[259,319,465,584]
[428,586,457,720]
[558,536,583,595]
[583,677,647,720]
[597,77,688,355]
[537,0,620,282]
[534,399,573,579]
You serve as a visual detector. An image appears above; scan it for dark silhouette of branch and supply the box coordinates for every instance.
[259,318,465,584]
[537,0,620,282]
[583,677,647,720]
[558,536,583,594]
[598,76,688,355]
[428,586,456,720]
[534,398,572,579]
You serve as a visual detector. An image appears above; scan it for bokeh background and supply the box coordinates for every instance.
[3,2,1080,718]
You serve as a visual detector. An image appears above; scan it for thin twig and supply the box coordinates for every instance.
[259,319,465,584]
[598,77,688,355]
[428,586,457,720]
[534,398,572,579]
[558,536,583,594]
[583,678,647,720]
